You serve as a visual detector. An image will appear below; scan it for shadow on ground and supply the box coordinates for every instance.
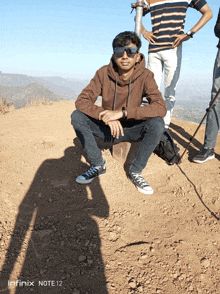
[0,138,109,294]
[169,122,220,161]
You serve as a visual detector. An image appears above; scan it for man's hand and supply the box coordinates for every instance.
[99,110,123,124]
[142,30,156,44]
[172,34,191,48]
[107,120,124,139]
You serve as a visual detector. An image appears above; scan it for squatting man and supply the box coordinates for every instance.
[71,31,167,194]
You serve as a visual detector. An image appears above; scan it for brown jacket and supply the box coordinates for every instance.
[75,54,167,121]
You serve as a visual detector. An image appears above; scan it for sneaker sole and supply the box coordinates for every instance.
[137,186,154,194]
[76,170,106,184]
[193,154,215,164]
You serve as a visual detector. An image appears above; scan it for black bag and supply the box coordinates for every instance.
[154,130,180,165]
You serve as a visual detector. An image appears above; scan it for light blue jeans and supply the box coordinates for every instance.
[148,44,182,128]
[204,48,220,149]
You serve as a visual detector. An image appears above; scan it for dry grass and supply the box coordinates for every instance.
[24,96,53,107]
[0,97,14,114]
[0,96,54,114]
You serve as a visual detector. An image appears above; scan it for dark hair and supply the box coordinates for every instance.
[112,31,141,51]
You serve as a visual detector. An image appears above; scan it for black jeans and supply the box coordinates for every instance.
[71,110,164,173]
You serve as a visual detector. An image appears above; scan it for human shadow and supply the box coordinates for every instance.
[0,138,109,294]
[169,122,220,161]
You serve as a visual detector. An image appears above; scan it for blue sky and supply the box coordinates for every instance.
[1,0,219,90]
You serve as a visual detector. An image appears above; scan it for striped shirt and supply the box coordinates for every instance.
[143,0,207,53]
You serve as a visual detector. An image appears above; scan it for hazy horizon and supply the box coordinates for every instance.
[0,70,213,105]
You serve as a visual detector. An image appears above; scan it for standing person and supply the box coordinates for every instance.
[141,0,213,128]
[193,9,220,163]
[71,31,166,194]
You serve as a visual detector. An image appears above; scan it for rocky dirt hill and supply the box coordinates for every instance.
[0,101,219,294]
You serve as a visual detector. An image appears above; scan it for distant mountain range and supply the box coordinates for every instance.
[0,71,213,125]
[0,72,89,109]
[0,83,63,109]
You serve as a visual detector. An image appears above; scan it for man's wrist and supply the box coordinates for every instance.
[186,30,194,38]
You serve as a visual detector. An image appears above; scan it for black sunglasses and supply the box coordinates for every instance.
[113,47,138,57]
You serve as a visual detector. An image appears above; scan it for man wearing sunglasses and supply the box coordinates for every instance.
[71,31,166,194]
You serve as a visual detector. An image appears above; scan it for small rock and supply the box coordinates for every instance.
[141,255,148,259]
[79,255,87,262]
[109,232,118,241]
[200,274,206,281]
[178,273,186,281]
[106,282,111,289]
[129,279,136,289]
[150,247,155,252]
[137,285,143,292]
[200,258,210,268]
[129,281,136,289]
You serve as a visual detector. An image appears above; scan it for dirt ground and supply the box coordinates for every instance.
[0,100,220,294]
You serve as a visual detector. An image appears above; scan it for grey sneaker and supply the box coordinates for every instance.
[128,172,153,194]
[193,148,215,163]
[76,161,106,184]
